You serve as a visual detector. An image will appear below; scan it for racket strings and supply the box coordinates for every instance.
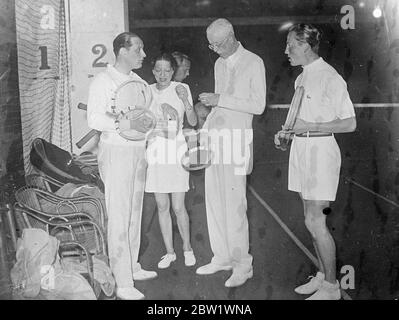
[111,80,152,114]
[111,79,181,141]
[111,80,156,140]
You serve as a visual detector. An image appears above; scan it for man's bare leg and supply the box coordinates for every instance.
[304,199,336,284]
[300,194,325,274]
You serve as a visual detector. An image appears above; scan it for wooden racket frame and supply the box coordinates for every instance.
[76,79,180,147]
[283,85,305,131]
[275,85,305,151]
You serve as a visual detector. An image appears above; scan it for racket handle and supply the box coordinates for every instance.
[275,132,292,151]
[76,129,99,148]
[78,103,87,111]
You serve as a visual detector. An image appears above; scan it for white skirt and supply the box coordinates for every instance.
[145,133,189,193]
[288,134,341,201]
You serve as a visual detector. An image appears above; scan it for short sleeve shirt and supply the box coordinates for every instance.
[294,58,355,123]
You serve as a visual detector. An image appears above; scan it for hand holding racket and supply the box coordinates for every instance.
[274,85,305,151]
[110,79,159,141]
[115,107,158,140]
[111,79,179,141]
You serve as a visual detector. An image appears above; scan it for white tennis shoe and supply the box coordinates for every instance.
[133,268,158,281]
[184,250,196,267]
[116,287,145,300]
[306,280,341,300]
[294,271,325,295]
[158,253,177,269]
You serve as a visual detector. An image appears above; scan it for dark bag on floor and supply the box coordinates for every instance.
[30,138,104,192]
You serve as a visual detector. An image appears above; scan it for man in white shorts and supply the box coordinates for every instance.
[275,23,356,300]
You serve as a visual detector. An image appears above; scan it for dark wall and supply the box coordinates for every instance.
[130,0,361,19]
[131,1,397,105]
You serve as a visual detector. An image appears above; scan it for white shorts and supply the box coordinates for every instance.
[288,134,341,201]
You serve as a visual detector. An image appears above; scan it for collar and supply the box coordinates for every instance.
[107,64,136,79]
[302,57,323,72]
[225,42,244,68]
[153,81,175,93]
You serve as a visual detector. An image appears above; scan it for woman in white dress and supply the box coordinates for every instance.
[145,53,198,269]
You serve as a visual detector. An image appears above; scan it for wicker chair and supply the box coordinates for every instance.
[14,186,107,257]
[23,176,106,231]
[25,173,64,192]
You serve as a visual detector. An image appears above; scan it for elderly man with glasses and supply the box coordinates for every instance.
[197,18,266,287]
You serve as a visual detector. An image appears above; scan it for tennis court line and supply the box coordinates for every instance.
[248,184,352,300]
[344,177,399,209]
[269,103,399,109]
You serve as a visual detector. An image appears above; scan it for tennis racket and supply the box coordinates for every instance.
[181,146,212,171]
[181,129,212,171]
[110,79,179,141]
[77,80,180,147]
[76,103,99,149]
[76,78,154,147]
[275,85,305,151]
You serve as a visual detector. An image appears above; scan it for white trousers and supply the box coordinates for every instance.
[205,162,253,274]
[97,141,147,287]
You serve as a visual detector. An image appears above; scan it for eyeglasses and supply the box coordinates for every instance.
[208,34,231,51]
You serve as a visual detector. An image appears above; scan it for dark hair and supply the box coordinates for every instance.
[152,52,177,71]
[288,23,322,53]
[171,51,190,66]
[113,32,140,57]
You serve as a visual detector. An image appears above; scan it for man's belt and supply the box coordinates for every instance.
[295,132,333,137]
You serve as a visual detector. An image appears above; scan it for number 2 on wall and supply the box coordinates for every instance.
[92,44,108,68]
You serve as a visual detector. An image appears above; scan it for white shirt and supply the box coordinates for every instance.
[87,64,148,146]
[204,43,267,131]
[295,57,355,122]
[149,81,193,134]
[204,43,266,175]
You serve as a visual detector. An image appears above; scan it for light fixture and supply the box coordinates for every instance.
[373,5,382,18]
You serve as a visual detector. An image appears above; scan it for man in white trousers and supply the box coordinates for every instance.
[198,18,266,287]
[87,32,157,300]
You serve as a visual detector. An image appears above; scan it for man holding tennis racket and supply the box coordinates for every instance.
[197,18,266,287]
[281,24,356,300]
[87,32,157,300]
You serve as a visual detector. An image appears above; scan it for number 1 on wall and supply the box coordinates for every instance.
[39,46,51,70]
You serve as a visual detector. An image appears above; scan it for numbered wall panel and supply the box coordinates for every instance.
[15,0,72,173]
[69,0,128,153]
